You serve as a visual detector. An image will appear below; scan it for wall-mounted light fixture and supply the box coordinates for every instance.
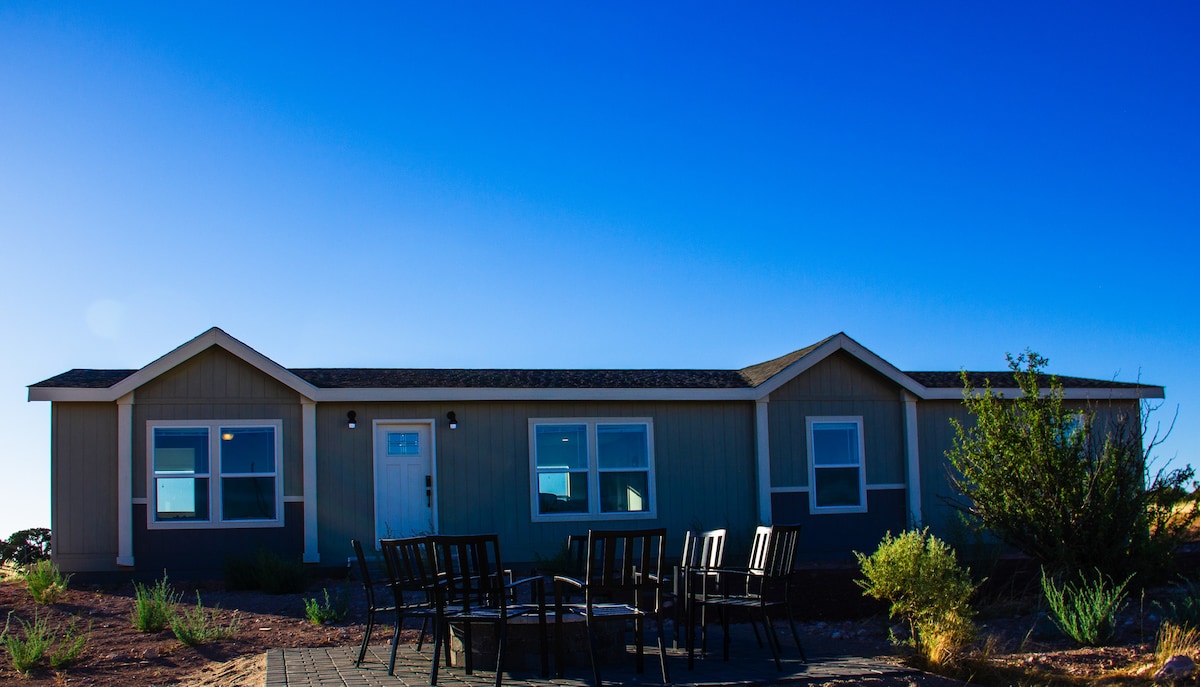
[446,411,458,430]
[347,411,357,429]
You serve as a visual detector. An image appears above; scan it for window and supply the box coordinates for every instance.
[806,417,867,514]
[149,420,283,528]
[530,418,655,520]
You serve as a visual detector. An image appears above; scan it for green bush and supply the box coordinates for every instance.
[24,559,71,605]
[855,529,978,667]
[171,593,240,646]
[304,587,348,625]
[1155,577,1200,632]
[1,610,89,675]
[224,550,308,594]
[131,572,181,632]
[1041,569,1131,646]
[0,528,51,568]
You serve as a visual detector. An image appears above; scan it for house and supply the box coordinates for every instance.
[27,328,1162,576]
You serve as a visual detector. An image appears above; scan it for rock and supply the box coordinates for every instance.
[1154,655,1196,681]
[105,652,131,662]
[143,647,159,660]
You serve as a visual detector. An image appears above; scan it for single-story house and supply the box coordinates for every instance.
[28,327,1162,576]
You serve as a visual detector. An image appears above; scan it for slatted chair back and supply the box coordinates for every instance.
[565,533,588,579]
[380,536,439,601]
[681,528,727,573]
[352,539,384,610]
[761,524,801,578]
[584,528,667,608]
[431,534,508,611]
[746,525,774,576]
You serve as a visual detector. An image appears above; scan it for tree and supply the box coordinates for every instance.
[945,350,1196,581]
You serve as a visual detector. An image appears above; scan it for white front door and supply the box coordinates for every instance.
[373,422,435,541]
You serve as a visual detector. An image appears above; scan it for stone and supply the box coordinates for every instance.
[1154,655,1195,681]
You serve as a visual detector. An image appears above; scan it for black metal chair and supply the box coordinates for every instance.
[378,536,443,677]
[352,539,429,666]
[430,533,549,687]
[672,528,727,649]
[687,524,806,671]
[554,528,671,686]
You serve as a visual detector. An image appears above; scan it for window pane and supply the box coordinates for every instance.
[597,424,648,469]
[600,471,650,513]
[537,472,589,513]
[387,432,420,456]
[535,425,588,469]
[156,477,210,520]
[222,477,277,520]
[154,428,209,474]
[220,427,275,473]
[814,467,861,507]
[812,423,859,466]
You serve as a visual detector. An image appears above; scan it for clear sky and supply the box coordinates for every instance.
[2,3,1197,537]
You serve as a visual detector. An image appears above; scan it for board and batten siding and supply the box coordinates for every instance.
[315,399,757,568]
[131,346,304,498]
[52,403,120,573]
[767,351,907,488]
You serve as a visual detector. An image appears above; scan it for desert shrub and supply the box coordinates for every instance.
[1155,577,1200,632]
[225,550,308,594]
[46,617,90,669]
[24,559,70,605]
[131,572,181,632]
[855,529,978,666]
[304,587,348,625]
[0,528,51,568]
[171,593,240,646]
[946,351,1198,582]
[1155,621,1200,671]
[1041,568,1130,646]
[2,611,50,675]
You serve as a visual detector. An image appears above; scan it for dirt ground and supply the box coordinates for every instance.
[0,574,1192,686]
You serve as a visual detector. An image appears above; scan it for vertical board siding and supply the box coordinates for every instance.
[768,351,907,488]
[316,400,757,567]
[52,403,120,572]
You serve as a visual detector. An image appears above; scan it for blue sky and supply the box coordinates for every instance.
[2,3,1197,537]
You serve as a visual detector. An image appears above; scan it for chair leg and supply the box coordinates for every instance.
[655,614,671,684]
[783,605,807,663]
[585,615,602,687]
[417,617,429,651]
[761,613,783,671]
[494,621,507,687]
[634,616,645,674]
[429,620,445,684]
[357,610,374,666]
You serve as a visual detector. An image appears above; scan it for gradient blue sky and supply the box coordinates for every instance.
[2,3,1197,536]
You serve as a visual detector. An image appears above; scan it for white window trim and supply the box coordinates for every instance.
[528,417,657,522]
[146,419,285,530]
[806,416,868,515]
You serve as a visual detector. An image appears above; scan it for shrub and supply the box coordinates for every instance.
[855,529,978,667]
[0,528,51,568]
[1041,568,1130,646]
[2,611,50,675]
[304,587,348,625]
[225,550,308,594]
[1155,577,1200,632]
[1155,621,1200,672]
[171,593,240,646]
[131,572,181,632]
[24,559,71,605]
[47,617,90,669]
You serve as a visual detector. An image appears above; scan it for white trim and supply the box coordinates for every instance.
[146,419,285,530]
[132,497,148,505]
[919,387,1163,400]
[752,333,928,400]
[770,483,905,493]
[284,495,305,503]
[529,417,657,523]
[903,393,922,527]
[301,401,318,563]
[806,416,868,515]
[770,486,809,493]
[866,483,906,490]
[116,394,134,567]
[755,401,772,525]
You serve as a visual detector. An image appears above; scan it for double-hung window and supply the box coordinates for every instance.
[530,418,655,521]
[806,417,867,514]
[149,420,283,528]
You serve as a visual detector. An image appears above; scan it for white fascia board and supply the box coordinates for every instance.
[311,386,761,403]
[920,387,1165,401]
[31,328,320,403]
[751,333,929,400]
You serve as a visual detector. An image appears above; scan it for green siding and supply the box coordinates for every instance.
[52,403,120,573]
[316,400,758,566]
[133,346,303,498]
[768,351,907,488]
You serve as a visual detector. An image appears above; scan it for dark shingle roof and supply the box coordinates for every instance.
[906,371,1152,390]
[289,368,749,389]
[30,369,138,388]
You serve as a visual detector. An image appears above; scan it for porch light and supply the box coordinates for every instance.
[347,411,357,429]
[446,411,458,430]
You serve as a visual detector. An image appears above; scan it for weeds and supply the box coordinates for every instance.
[1155,577,1200,632]
[170,593,240,646]
[2,610,89,676]
[131,572,181,632]
[47,617,89,668]
[303,587,348,625]
[1155,620,1200,668]
[25,560,71,605]
[1041,568,1131,646]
